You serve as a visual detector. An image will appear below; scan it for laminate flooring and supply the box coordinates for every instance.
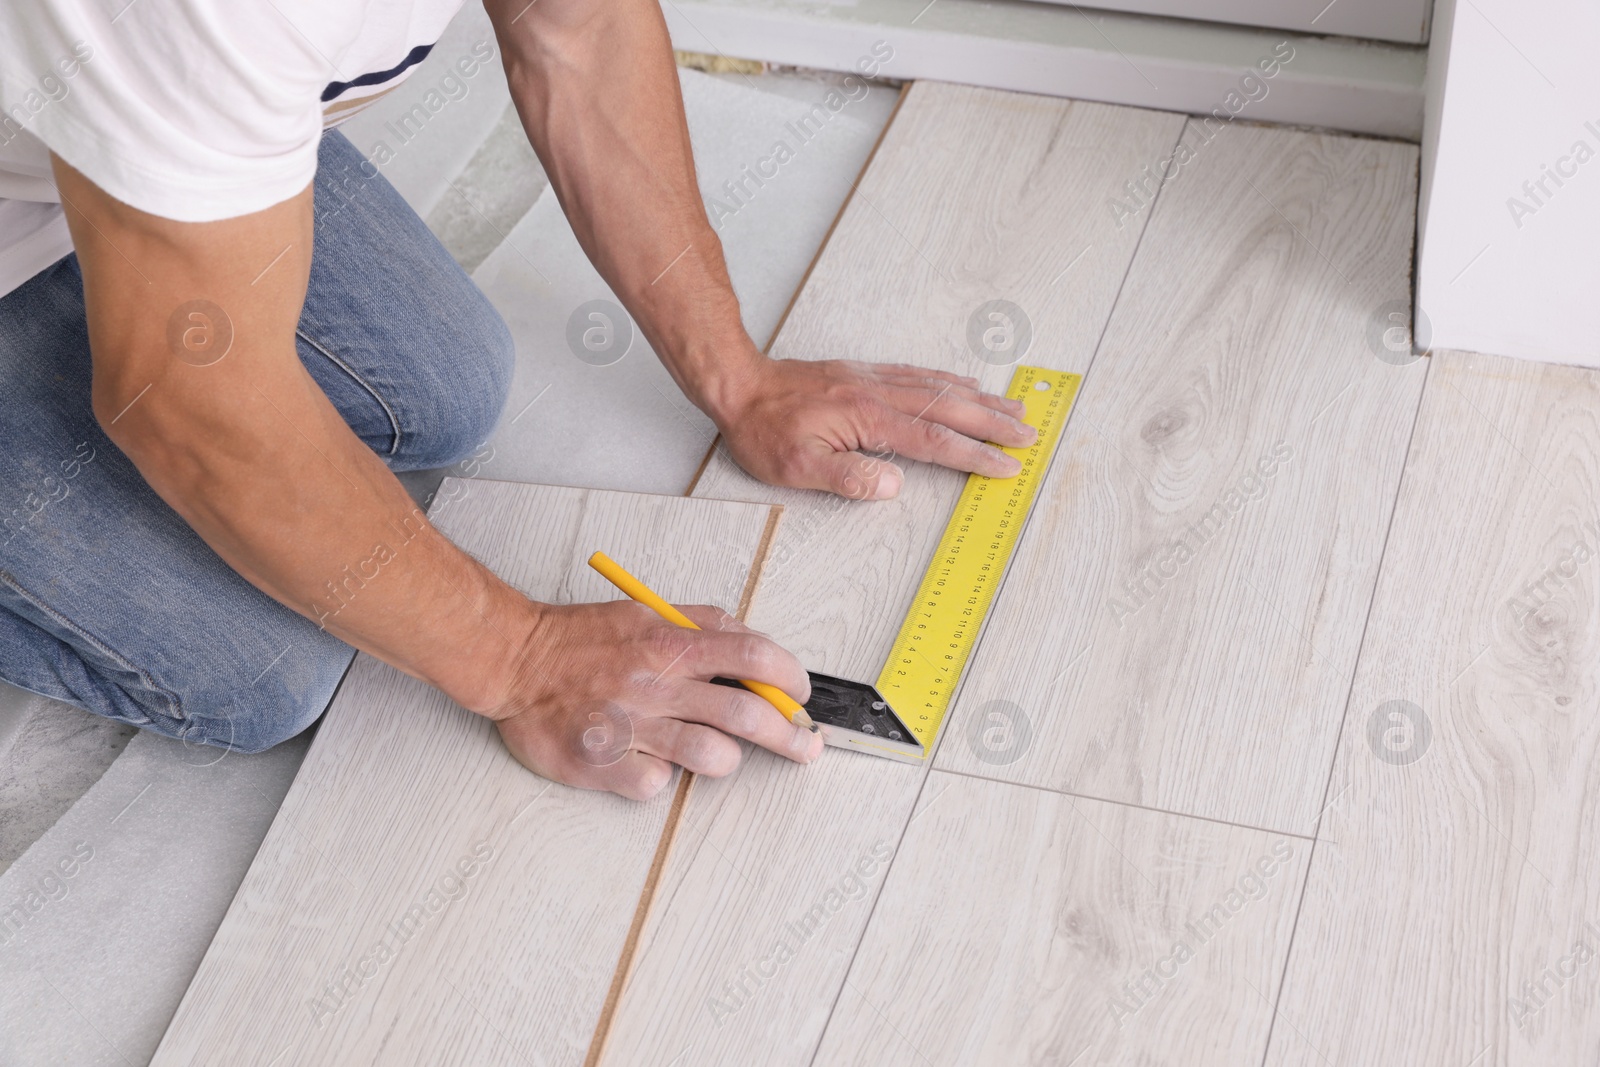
[933,108,1422,834]
[1267,350,1600,1066]
[598,81,1423,1067]
[151,484,779,1066]
[602,83,1193,1065]
[153,80,1600,1067]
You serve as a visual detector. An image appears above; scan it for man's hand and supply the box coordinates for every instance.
[487,0,1038,505]
[488,602,822,800]
[711,356,1038,500]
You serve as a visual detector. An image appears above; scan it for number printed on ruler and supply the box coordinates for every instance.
[876,365,1080,752]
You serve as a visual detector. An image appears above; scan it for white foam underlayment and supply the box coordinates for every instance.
[0,30,899,1067]
[0,731,311,1066]
[471,66,896,494]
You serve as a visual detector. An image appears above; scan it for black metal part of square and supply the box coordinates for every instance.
[800,672,916,746]
[710,673,918,751]
[709,673,923,761]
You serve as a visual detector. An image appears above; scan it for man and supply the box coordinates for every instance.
[0,0,1033,800]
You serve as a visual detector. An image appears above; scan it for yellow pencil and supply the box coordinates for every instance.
[588,551,817,731]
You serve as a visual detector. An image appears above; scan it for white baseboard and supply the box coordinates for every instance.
[1024,0,1431,45]
[663,0,1427,140]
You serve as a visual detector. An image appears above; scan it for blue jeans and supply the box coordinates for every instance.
[0,131,514,752]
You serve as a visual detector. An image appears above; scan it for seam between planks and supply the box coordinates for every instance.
[583,764,698,1067]
[582,503,785,1066]
[929,765,1319,842]
[590,81,915,1062]
[683,81,913,499]
[802,105,1195,1067]
[1255,353,1435,1067]
[736,504,785,621]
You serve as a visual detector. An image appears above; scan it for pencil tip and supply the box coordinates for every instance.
[794,709,817,732]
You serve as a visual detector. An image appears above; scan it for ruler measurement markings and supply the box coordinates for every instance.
[876,365,1081,754]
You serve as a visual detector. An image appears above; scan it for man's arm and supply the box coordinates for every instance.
[55,158,820,800]
[485,0,1037,499]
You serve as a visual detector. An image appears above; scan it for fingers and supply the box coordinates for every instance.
[880,381,1036,451]
[870,365,1027,421]
[616,685,825,784]
[590,675,826,783]
[631,716,745,777]
[593,750,678,801]
[868,362,981,389]
[873,408,1021,478]
[666,613,812,705]
[636,608,824,766]
[678,603,750,635]
[814,447,904,500]
[864,368,1038,476]
[673,679,826,764]
[495,598,829,802]
[494,709,677,801]
[769,375,1037,497]
[747,434,903,500]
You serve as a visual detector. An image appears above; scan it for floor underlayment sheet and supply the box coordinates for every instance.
[0,730,310,1066]
[469,67,897,496]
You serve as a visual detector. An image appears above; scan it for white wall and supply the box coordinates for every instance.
[1417,0,1600,366]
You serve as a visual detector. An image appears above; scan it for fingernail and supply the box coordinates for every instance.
[873,463,904,499]
[1009,399,1026,414]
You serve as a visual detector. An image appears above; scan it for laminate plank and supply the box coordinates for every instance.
[815,771,1310,1065]
[935,119,1425,834]
[598,81,1187,1065]
[151,481,777,1066]
[1266,350,1600,1066]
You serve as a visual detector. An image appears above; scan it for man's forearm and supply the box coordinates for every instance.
[488,0,760,422]
[55,162,536,715]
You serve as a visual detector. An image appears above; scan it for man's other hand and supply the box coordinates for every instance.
[712,358,1038,500]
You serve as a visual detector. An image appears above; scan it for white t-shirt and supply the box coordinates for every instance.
[0,0,468,298]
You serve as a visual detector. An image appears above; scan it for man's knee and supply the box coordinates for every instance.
[163,640,353,755]
[172,691,324,755]
[394,295,515,471]
[203,686,329,754]
[428,299,514,466]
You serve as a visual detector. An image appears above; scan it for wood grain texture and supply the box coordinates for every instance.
[598,82,1187,1065]
[1267,351,1600,1066]
[152,481,777,1066]
[815,771,1310,1065]
[935,119,1425,833]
